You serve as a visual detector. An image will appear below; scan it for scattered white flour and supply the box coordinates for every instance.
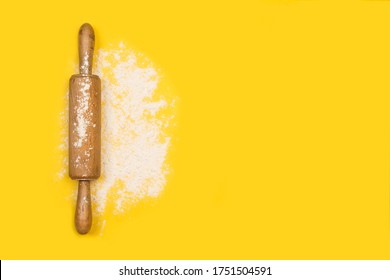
[58,43,175,223]
[74,77,92,148]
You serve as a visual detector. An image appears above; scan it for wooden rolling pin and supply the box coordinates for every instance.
[69,23,101,234]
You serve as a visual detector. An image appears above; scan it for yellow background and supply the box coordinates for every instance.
[1,0,390,259]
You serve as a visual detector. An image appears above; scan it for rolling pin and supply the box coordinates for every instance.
[69,23,101,234]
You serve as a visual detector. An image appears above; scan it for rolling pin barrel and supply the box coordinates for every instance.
[69,74,101,180]
[69,23,101,234]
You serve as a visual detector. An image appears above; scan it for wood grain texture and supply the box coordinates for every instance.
[69,75,101,180]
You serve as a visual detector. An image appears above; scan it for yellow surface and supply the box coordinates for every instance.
[1,0,390,259]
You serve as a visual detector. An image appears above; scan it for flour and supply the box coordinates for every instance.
[58,43,175,223]
[74,78,92,148]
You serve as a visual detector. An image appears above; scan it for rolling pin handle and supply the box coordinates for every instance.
[75,180,92,234]
[78,23,95,75]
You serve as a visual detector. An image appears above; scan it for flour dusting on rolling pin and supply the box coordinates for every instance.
[69,23,101,234]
